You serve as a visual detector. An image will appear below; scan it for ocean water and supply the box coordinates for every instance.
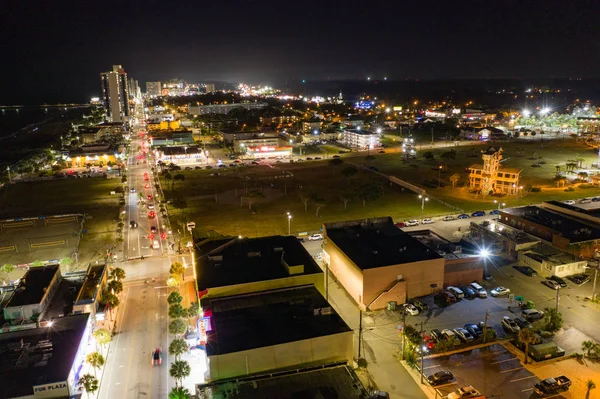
[0,107,51,138]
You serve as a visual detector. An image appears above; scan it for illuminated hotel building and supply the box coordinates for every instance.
[100,65,130,123]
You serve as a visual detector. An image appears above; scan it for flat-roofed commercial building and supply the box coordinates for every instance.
[0,314,92,399]
[500,206,600,258]
[154,145,208,165]
[518,243,587,278]
[341,129,381,150]
[188,102,267,115]
[195,236,324,299]
[3,265,61,322]
[322,217,445,310]
[196,363,369,399]
[200,285,353,381]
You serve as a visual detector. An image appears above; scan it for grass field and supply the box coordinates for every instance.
[163,138,600,238]
[0,178,121,266]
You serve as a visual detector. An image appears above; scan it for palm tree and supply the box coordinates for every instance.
[169,386,191,399]
[578,171,589,182]
[86,352,105,377]
[172,173,185,190]
[92,328,112,351]
[170,360,191,387]
[517,328,538,364]
[169,338,189,360]
[449,173,460,188]
[582,340,598,357]
[107,279,123,295]
[169,318,188,336]
[587,380,596,399]
[78,374,99,399]
[110,267,126,281]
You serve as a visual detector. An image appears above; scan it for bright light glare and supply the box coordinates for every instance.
[480,249,490,257]
[376,128,382,134]
[522,110,531,117]
[47,321,53,327]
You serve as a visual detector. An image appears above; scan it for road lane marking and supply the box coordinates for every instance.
[491,358,519,364]
[500,367,523,373]
[123,287,141,397]
[423,365,441,370]
[102,286,131,398]
[512,376,537,383]
[521,388,534,392]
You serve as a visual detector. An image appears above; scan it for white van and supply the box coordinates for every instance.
[470,282,487,298]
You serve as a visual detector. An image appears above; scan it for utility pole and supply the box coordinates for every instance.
[483,309,490,343]
[418,321,426,384]
[401,309,407,360]
[358,309,363,359]
[555,287,560,312]
[592,265,598,301]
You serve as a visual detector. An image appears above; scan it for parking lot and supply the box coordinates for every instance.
[0,215,82,268]
[421,344,540,398]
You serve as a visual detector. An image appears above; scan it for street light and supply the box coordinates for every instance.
[522,110,531,117]
[418,194,429,221]
[418,345,428,384]
[376,128,382,134]
[493,200,505,211]
[287,212,292,236]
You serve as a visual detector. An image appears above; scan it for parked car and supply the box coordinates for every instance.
[405,219,420,227]
[580,198,592,204]
[483,271,492,280]
[541,280,561,290]
[430,329,445,342]
[403,303,419,315]
[462,286,476,299]
[513,265,538,276]
[567,273,590,285]
[441,329,460,345]
[427,371,455,386]
[471,211,486,217]
[152,347,162,366]
[422,218,435,224]
[514,316,532,330]
[491,286,510,297]
[453,328,474,342]
[457,214,470,219]
[469,282,487,298]
[489,209,499,215]
[438,290,457,304]
[521,308,545,321]
[447,286,465,299]
[501,316,521,333]
[443,215,455,221]
[563,200,576,205]
[308,234,323,241]
[464,323,483,338]
[549,275,567,287]
[411,298,429,311]
[448,386,483,399]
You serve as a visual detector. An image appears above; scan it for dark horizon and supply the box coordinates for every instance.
[2,0,600,104]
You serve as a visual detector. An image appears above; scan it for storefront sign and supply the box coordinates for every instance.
[33,381,69,398]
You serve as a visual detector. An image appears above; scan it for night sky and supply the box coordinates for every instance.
[2,0,600,104]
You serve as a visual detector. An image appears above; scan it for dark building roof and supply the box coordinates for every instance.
[481,146,501,155]
[0,314,89,398]
[196,364,369,399]
[195,236,322,291]
[161,146,203,155]
[545,200,600,220]
[201,285,351,356]
[501,206,600,242]
[324,218,442,269]
[7,265,60,307]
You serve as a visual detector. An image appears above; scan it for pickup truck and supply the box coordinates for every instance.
[534,375,571,396]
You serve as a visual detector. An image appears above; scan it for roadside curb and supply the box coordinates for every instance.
[425,339,511,359]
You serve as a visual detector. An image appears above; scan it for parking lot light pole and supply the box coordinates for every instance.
[418,195,429,221]
[419,345,427,384]
[493,200,505,211]
[287,212,292,236]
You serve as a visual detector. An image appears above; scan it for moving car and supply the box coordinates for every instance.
[448,385,483,399]
[147,203,155,209]
[453,328,474,342]
[513,265,537,276]
[471,211,486,217]
[443,215,455,221]
[152,240,160,249]
[490,286,510,297]
[514,316,532,330]
[427,371,455,386]
[549,275,567,287]
[144,183,150,189]
[521,308,545,321]
[422,218,435,224]
[150,226,157,233]
[501,316,520,333]
[457,214,469,219]
[147,194,152,200]
[308,233,323,241]
[563,200,576,205]
[541,280,561,290]
[405,220,420,226]
[152,347,162,365]
[130,188,136,193]
[403,303,419,315]
[148,211,156,219]
[129,221,138,228]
